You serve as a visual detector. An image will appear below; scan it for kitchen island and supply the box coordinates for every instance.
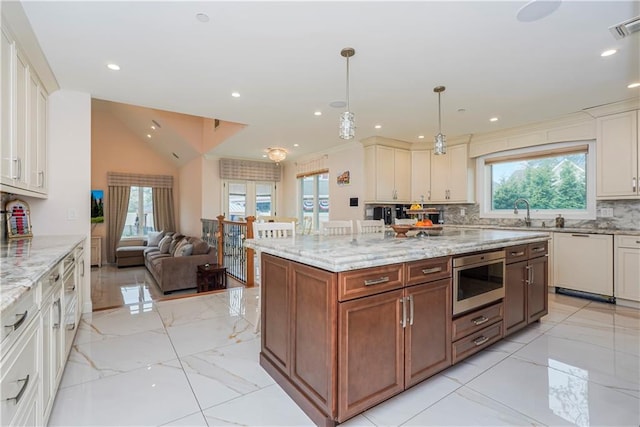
[245,228,550,426]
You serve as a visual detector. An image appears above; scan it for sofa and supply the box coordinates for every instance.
[145,232,217,294]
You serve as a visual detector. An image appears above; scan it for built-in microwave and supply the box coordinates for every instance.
[452,250,505,316]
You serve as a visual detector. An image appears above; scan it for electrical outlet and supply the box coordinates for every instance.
[460,208,466,217]
[600,208,614,217]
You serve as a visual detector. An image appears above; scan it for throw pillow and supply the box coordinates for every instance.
[171,238,187,256]
[188,237,210,255]
[147,230,165,247]
[174,243,193,257]
[158,235,172,254]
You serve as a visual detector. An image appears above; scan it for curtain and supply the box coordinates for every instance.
[106,185,130,263]
[152,187,176,232]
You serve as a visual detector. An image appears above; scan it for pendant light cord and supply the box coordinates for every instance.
[438,91,442,133]
[346,55,350,111]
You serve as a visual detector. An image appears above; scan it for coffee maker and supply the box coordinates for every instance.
[372,206,393,225]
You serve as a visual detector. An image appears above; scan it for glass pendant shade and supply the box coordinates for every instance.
[339,111,355,140]
[434,133,446,155]
[267,147,287,163]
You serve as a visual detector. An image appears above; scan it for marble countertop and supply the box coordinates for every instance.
[1,235,85,313]
[449,224,640,236]
[245,227,550,272]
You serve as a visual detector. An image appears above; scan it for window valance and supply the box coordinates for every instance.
[219,158,281,182]
[107,172,173,188]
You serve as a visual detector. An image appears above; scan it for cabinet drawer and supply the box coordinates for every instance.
[452,322,503,364]
[1,317,39,426]
[616,235,640,249]
[338,264,403,301]
[1,288,37,355]
[528,241,548,258]
[41,264,62,301]
[452,302,503,341]
[405,256,451,286]
[505,245,528,264]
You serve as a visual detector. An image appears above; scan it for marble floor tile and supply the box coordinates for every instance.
[545,319,640,357]
[49,360,201,426]
[466,355,640,426]
[60,328,178,389]
[403,386,544,426]
[155,291,235,327]
[160,411,209,427]
[74,304,163,345]
[201,384,314,426]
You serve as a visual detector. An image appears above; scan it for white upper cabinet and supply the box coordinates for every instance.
[596,110,639,199]
[363,139,412,203]
[411,150,431,202]
[429,144,474,203]
[0,23,48,197]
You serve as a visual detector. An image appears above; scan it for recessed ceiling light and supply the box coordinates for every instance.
[516,0,561,22]
[262,154,267,158]
[231,92,240,98]
[314,111,322,116]
[490,117,499,122]
[146,134,152,138]
[374,125,382,129]
[195,13,209,23]
[457,108,466,113]
[418,135,425,139]
[628,82,640,88]
[107,63,120,71]
[150,125,156,130]
[601,49,618,57]
[329,100,347,108]
[293,143,299,147]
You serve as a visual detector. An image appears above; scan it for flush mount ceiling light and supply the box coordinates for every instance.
[339,47,356,140]
[231,92,240,98]
[516,0,561,22]
[106,63,120,71]
[267,147,287,163]
[609,15,640,40]
[195,13,210,23]
[629,82,640,89]
[601,49,618,57]
[433,86,447,155]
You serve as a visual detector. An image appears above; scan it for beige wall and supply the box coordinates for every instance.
[178,156,203,237]
[91,108,181,244]
[202,157,222,219]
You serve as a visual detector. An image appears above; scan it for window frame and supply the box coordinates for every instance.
[298,172,329,232]
[222,180,277,221]
[476,140,596,221]
[121,186,155,239]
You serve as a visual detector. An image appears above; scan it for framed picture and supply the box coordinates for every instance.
[337,170,350,186]
[91,189,104,223]
[6,199,33,239]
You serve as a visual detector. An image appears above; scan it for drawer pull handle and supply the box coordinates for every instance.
[4,310,28,331]
[510,251,525,257]
[571,234,590,238]
[473,336,489,346]
[364,276,390,286]
[471,315,489,326]
[50,274,60,283]
[400,298,406,328]
[5,375,29,404]
[66,323,76,331]
[67,285,76,292]
[421,267,442,274]
[531,246,545,252]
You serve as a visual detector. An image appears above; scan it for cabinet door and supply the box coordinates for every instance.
[261,254,291,374]
[27,74,39,191]
[1,29,14,185]
[553,233,613,296]
[290,262,337,416]
[338,289,404,422]
[376,145,395,201]
[36,87,47,193]
[14,51,28,188]
[411,150,431,202]
[447,144,471,202]
[504,260,527,336]
[615,242,640,302]
[430,151,449,202]
[527,255,548,322]
[404,279,451,387]
[596,111,638,198]
[394,148,411,202]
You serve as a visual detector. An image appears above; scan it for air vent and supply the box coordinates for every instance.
[151,119,162,128]
[609,15,640,40]
[214,119,220,129]
[172,152,179,159]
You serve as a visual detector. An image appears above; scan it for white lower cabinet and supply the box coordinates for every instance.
[41,266,64,422]
[553,232,614,297]
[615,235,640,303]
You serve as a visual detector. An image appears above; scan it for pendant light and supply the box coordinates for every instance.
[267,147,287,163]
[339,47,356,140]
[433,85,447,155]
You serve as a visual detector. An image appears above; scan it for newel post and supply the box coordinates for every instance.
[216,214,225,266]
[245,216,255,287]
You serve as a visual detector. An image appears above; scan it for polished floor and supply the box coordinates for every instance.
[50,271,640,426]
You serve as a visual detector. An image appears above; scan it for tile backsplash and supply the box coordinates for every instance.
[439,200,639,231]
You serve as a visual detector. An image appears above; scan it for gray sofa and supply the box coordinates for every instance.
[144,233,217,294]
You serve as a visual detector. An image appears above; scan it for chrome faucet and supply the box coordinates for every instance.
[513,198,531,227]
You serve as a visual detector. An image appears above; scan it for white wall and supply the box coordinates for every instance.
[202,157,221,220]
[178,156,203,236]
[27,90,92,312]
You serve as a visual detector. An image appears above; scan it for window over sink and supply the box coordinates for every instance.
[477,141,596,221]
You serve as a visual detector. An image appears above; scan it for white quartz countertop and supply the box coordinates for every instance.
[451,224,640,236]
[245,227,550,272]
[1,235,85,312]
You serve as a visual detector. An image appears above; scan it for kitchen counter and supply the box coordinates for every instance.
[245,227,549,272]
[449,224,640,236]
[0,235,85,312]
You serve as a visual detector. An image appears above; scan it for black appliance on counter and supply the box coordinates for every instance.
[373,206,393,225]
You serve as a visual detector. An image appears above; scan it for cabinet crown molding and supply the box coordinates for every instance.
[360,136,412,150]
[583,98,640,118]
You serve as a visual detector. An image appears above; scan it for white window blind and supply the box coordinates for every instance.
[107,172,173,188]
[219,159,281,182]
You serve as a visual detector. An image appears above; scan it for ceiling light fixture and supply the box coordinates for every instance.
[628,82,640,88]
[516,0,561,22]
[339,47,356,140]
[433,86,447,155]
[609,15,640,40]
[146,134,152,138]
[195,13,210,23]
[490,117,499,122]
[314,111,322,116]
[107,63,120,71]
[418,135,425,139]
[267,147,287,163]
[231,92,240,98]
[601,49,617,57]
[374,125,382,129]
